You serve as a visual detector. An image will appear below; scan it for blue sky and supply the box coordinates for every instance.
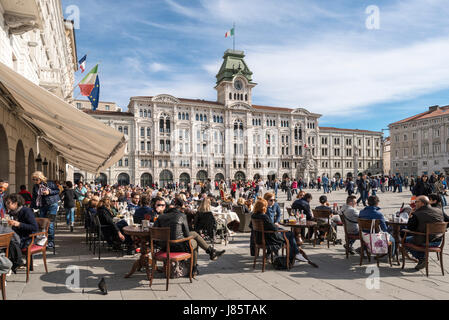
[62,0,449,135]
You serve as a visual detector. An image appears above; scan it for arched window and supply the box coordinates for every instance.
[178,113,182,120]
[165,119,171,133]
[220,116,223,123]
[160,118,165,132]
[118,126,123,133]
[186,113,189,120]
[204,115,207,122]
[240,94,243,100]
[229,93,232,100]
[200,114,203,122]
[139,110,143,117]
[245,94,248,101]
[147,128,151,137]
[196,114,199,121]
[234,93,237,100]
[213,116,217,123]
[182,113,186,120]
[148,111,151,118]
[144,110,147,117]
[124,127,128,135]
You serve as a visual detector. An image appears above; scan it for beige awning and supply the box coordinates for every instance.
[0,61,126,173]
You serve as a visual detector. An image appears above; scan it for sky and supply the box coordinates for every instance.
[62,0,449,135]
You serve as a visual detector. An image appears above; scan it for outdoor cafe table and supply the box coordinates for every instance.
[386,219,414,265]
[280,221,318,246]
[211,208,240,224]
[122,226,152,281]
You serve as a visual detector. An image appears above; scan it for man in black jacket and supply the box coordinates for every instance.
[405,195,444,270]
[154,197,224,275]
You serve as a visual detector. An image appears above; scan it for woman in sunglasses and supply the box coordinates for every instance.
[31,171,60,249]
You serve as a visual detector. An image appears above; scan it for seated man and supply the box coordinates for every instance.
[4,194,39,249]
[134,195,155,224]
[359,195,395,255]
[341,195,360,254]
[153,196,225,275]
[127,192,140,212]
[314,195,341,244]
[405,195,445,270]
[291,193,313,220]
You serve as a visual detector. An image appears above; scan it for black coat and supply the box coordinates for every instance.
[11,207,39,248]
[154,208,190,252]
[249,212,284,255]
[407,205,444,245]
[31,181,60,209]
[413,180,432,196]
[60,189,76,208]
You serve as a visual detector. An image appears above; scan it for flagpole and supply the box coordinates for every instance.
[233,22,236,51]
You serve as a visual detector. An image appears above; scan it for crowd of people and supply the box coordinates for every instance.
[1,170,448,277]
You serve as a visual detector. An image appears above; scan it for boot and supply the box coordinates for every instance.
[206,247,225,261]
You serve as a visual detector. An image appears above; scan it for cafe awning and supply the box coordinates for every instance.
[0,61,126,173]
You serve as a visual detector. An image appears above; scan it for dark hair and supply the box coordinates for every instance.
[304,193,313,201]
[20,185,26,191]
[319,195,327,204]
[131,192,140,199]
[140,195,150,206]
[367,196,379,207]
[173,196,184,208]
[152,196,166,209]
[346,195,357,204]
[66,181,73,188]
[4,194,25,207]
[429,194,442,204]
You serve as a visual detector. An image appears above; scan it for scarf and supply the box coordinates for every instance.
[36,183,50,208]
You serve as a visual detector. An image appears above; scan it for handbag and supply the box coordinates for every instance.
[361,220,389,255]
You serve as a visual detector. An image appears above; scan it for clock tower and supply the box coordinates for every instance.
[215,49,257,106]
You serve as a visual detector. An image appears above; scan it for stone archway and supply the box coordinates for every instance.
[28,149,35,190]
[159,170,173,187]
[140,173,153,188]
[96,173,108,187]
[15,140,25,192]
[214,173,225,182]
[0,125,9,181]
[179,173,190,186]
[235,171,246,181]
[117,173,130,186]
[196,170,208,182]
[74,173,84,184]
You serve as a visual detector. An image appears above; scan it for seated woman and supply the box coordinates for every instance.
[5,194,39,249]
[236,197,250,214]
[249,198,318,268]
[314,195,341,244]
[194,198,218,241]
[96,196,133,254]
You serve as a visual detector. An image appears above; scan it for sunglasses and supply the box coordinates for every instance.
[156,204,166,207]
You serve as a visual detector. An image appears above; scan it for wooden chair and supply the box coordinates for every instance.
[401,222,447,277]
[340,214,360,259]
[23,218,50,283]
[358,219,392,267]
[312,209,336,248]
[0,233,13,300]
[149,227,194,291]
[251,219,290,272]
[234,206,251,233]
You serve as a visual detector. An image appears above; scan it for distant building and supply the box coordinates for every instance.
[73,50,383,186]
[389,105,449,177]
[383,137,391,176]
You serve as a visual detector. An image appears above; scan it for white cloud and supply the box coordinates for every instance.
[149,62,171,73]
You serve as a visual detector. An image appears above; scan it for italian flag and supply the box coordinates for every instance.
[79,64,99,97]
[225,28,234,38]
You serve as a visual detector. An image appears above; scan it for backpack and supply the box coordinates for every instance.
[272,256,293,270]
[169,260,191,278]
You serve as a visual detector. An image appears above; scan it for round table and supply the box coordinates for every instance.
[386,220,414,265]
[122,226,152,280]
[280,221,317,246]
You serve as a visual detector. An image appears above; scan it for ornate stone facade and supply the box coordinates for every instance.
[74,50,384,186]
[389,105,449,177]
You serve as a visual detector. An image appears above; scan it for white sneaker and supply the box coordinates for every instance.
[295,253,308,262]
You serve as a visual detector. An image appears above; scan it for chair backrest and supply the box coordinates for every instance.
[358,218,381,233]
[0,233,13,257]
[251,218,266,246]
[426,222,447,245]
[149,227,171,254]
[339,214,348,234]
[313,209,332,222]
[234,206,243,215]
[35,218,50,234]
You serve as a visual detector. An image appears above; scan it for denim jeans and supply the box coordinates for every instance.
[405,236,441,260]
[65,207,75,225]
[40,202,59,244]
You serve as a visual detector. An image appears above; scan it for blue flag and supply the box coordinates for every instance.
[88,76,100,111]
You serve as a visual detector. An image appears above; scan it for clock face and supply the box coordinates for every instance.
[234,80,243,91]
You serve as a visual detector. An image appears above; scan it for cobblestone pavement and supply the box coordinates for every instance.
[4,189,449,300]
